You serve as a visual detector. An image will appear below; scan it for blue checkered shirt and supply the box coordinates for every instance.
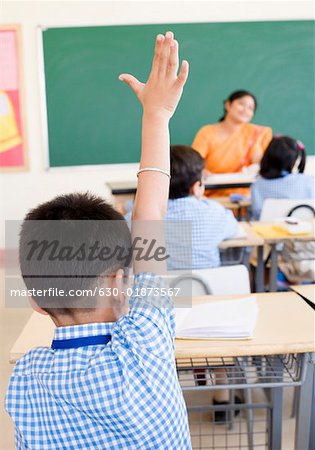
[125,197,238,270]
[6,273,191,450]
[165,197,238,269]
[251,173,315,219]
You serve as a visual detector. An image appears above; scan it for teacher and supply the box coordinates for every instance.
[192,90,272,196]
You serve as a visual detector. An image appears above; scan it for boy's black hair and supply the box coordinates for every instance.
[19,192,131,315]
[169,145,204,199]
[219,90,257,122]
[260,136,306,179]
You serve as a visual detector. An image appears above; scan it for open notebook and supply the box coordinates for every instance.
[175,296,258,340]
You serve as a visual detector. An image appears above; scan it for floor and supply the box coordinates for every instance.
[0,269,297,450]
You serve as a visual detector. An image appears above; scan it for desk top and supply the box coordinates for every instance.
[108,181,137,195]
[289,284,315,305]
[211,197,251,210]
[204,173,256,187]
[250,221,315,243]
[9,292,314,363]
[219,222,264,249]
[107,173,255,195]
[175,292,315,358]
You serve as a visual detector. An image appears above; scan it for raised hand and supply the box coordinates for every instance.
[119,31,189,120]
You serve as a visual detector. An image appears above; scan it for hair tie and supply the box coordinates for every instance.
[274,133,282,138]
[296,140,305,150]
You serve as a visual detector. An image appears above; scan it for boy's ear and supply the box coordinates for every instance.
[108,268,129,318]
[29,296,49,315]
[111,269,125,299]
[190,180,204,198]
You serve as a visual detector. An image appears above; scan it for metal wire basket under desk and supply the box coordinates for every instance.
[176,354,306,450]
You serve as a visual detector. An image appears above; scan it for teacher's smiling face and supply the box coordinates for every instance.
[225,95,256,124]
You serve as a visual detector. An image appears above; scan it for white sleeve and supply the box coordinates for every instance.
[222,208,238,240]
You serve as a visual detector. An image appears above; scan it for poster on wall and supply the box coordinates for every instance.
[0,24,27,172]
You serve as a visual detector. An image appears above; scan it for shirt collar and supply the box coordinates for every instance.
[168,196,196,206]
[54,322,114,342]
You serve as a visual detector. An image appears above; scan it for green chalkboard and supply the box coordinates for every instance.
[42,21,315,167]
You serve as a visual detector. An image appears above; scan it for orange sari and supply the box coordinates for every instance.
[192,123,272,196]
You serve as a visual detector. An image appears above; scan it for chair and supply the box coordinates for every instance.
[168,264,251,297]
[260,198,315,221]
[287,204,315,219]
[259,198,315,268]
[258,198,315,280]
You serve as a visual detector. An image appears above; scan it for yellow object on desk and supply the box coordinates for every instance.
[252,224,311,239]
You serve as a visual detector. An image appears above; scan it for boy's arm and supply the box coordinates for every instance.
[206,200,238,240]
[115,33,188,355]
[223,209,239,239]
[120,32,188,221]
[119,32,188,275]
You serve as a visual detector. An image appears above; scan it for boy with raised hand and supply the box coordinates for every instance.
[6,32,191,449]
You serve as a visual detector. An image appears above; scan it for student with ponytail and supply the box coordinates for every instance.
[251,135,314,285]
[251,135,313,220]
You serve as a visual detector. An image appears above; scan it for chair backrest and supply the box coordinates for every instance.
[169,264,251,297]
[260,199,315,221]
[169,273,212,296]
[287,204,315,219]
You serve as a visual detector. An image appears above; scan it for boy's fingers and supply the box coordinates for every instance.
[176,60,189,87]
[150,34,164,78]
[159,31,173,76]
[167,39,179,78]
[119,74,143,96]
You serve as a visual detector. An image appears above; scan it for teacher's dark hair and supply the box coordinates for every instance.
[260,136,306,179]
[170,145,205,199]
[219,90,257,122]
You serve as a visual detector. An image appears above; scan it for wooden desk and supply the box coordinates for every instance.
[289,284,315,307]
[175,292,314,359]
[250,221,315,244]
[219,223,263,250]
[203,173,256,190]
[107,182,136,214]
[10,292,314,363]
[208,197,250,208]
[107,173,256,197]
[176,292,315,450]
[9,291,315,449]
[111,190,252,218]
[108,177,254,216]
[250,221,315,292]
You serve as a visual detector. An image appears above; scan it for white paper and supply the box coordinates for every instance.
[175,296,258,339]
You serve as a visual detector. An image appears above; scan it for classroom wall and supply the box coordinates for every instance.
[1,1,314,248]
